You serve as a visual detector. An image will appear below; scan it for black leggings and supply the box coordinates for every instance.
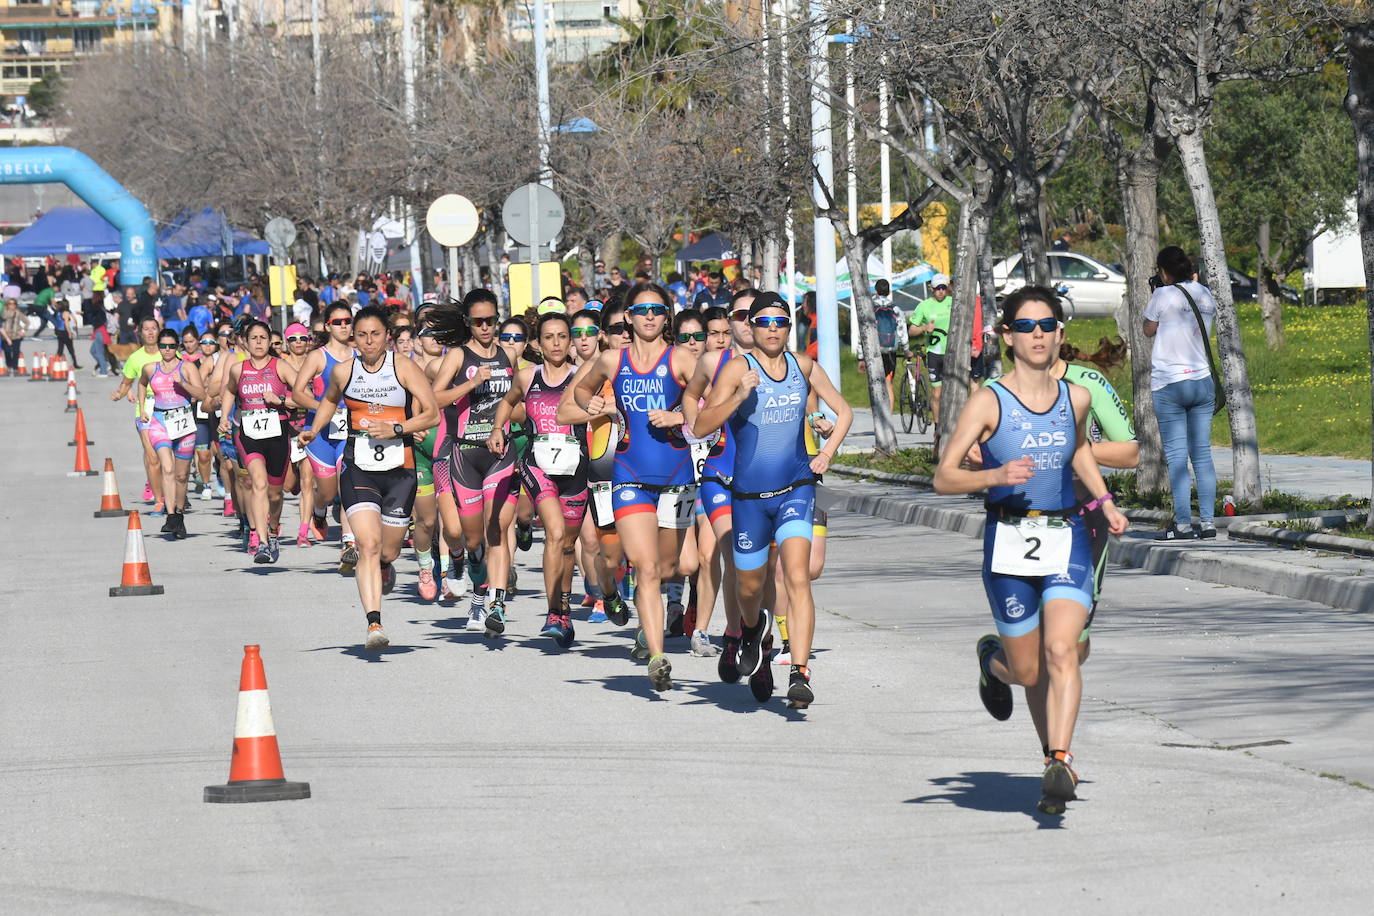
[54,330,79,366]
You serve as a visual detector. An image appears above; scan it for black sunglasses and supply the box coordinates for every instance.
[469,315,497,327]
[157,342,179,349]
[676,331,706,343]
[604,322,629,335]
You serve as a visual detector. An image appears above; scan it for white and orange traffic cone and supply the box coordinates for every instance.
[204,645,311,804]
[69,429,98,477]
[0,361,8,377]
[109,510,164,596]
[14,355,25,376]
[93,458,129,518]
[29,352,44,381]
[69,407,93,447]
[50,355,65,382]
[64,376,78,411]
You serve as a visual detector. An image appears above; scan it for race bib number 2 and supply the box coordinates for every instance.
[327,407,348,440]
[990,517,1072,577]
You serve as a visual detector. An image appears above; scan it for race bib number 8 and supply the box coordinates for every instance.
[990,517,1072,577]
[327,407,349,440]
[533,434,581,476]
[162,406,194,439]
[356,436,404,471]
[242,409,282,440]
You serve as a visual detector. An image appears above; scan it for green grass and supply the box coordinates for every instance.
[1270,516,1374,541]
[837,303,1372,459]
[1102,471,1369,515]
[833,447,937,476]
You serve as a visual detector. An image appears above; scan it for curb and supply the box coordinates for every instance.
[1227,514,1374,558]
[829,484,1374,615]
[829,463,935,488]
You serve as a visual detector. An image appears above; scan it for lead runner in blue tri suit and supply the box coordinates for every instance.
[571,281,698,693]
[934,285,1127,815]
[694,291,852,709]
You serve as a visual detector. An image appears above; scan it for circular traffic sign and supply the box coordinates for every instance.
[426,194,480,248]
[501,183,564,246]
[264,217,297,253]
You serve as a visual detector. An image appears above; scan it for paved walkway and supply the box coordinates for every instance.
[2,367,1372,912]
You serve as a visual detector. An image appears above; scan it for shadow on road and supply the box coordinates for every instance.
[905,772,1068,828]
[306,644,434,663]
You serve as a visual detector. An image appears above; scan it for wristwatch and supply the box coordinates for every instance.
[392,422,404,438]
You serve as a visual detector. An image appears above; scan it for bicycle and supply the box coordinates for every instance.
[897,337,937,435]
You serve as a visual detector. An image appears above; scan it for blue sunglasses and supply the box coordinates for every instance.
[627,303,669,317]
[1008,317,1062,333]
[750,315,792,329]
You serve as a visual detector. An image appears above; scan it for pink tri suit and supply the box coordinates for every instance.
[517,364,588,526]
[146,361,197,461]
[233,357,292,486]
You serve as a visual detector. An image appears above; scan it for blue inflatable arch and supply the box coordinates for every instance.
[0,146,157,283]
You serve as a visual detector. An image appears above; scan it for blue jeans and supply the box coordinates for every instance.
[1152,377,1217,526]
[89,336,109,374]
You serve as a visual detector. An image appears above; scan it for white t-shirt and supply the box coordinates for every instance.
[293,298,313,326]
[1144,281,1216,391]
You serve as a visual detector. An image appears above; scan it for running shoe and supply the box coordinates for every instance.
[507,567,518,593]
[541,612,576,648]
[147,503,167,518]
[311,514,329,542]
[631,627,651,660]
[580,592,598,608]
[172,512,187,540]
[541,611,561,639]
[142,483,154,502]
[774,638,793,667]
[484,600,507,637]
[604,593,631,627]
[247,531,260,555]
[380,562,396,595]
[214,482,226,500]
[690,630,719,657]
[222,497,235,518]
[1199,523,1218,539]
[588,600,608,623]
[515,521,533,552]
[555,614,575,648]
[199,484,213,501]
[296,524,311,548]
[1037,751,1079,815]
[253,542,272,564]
[737,609,773,678]
[977,634,1014,721]
[417,567,438,601]
[160,512,174,533]
[465,602,487,632]
[450,557,470,598]
[749,634,775,702]
[268,537,281,564]
[647,654,673,692]
[786,664,815,709]
[718,634,742,683]
[666,601,685,638]
[365,622,390,651]
[1157,524,1198,541]
[339,542,359,575]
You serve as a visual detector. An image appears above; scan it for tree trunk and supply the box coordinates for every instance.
[761,235,780,292]
[738,233,753,286]
[1114,138,1169,495]
[836,223,899,454]
[1174,128,1263,507]
[577,244,595,297]
[601,231,622,271]
[1345,20,1374,528]
[1012,167,1050,286]
[1257,219,1284,348]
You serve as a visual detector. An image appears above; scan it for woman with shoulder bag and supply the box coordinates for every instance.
[1143,246,1221,540]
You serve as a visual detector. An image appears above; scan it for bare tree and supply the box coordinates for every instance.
[1345,19,1374,526]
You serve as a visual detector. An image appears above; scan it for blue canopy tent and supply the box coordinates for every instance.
[675,232,735,263]
[0,206,120,255]
[158,208,271,258]
[1,205,270,259]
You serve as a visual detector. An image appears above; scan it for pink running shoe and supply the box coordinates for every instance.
[142,482,154,502]
[418,567,438,601]
[223,497,235,518]
[247,532,260,554]
[296,524,312,548]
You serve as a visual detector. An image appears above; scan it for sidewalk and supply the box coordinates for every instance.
[844,406,1372,501]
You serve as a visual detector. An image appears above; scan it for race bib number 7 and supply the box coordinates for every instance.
[990,517,1072,577]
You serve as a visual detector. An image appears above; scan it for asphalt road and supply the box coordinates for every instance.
[2,375,1371,914]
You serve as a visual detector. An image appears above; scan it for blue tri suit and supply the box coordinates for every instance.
[728,352,816,571]
[979,379,1094,637]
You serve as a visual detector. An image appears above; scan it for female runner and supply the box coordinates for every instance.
[219,319,299,564]
[299,305,439,649]
[933,285,1127,814]
[694,291,852,708]
[429,291,519,635]
[665,308,708,637]
[136,328,208,539]
[501,316,538,577]
[418,320,468,602]
[491,312,598,647]
[280,322,318,547]
[570,282,696,692]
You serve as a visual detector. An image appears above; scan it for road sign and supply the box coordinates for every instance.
[264,217,297,259]
[426,194,480,248]
[501,184,564,246]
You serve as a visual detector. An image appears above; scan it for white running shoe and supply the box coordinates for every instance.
[199,484,213,501]
[690,630,719,657]
[465,601,487,632]
[365,623,390,650]
[451,559,470,598]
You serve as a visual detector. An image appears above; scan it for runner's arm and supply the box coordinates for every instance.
[1069,368,1139,469]
[288,352,323,411]
[217,363,241,431]
[564,351,614,423]
[804,356,853,473]
[488,368,530,452]
[1069,386,1127,533]
[933,387,1015,495]
[299,362,347,444]
[180,360,208,403]
[693,357,751,439]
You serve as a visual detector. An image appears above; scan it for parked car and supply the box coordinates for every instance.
[993,251,1126,317]
[1226,267,1299,305]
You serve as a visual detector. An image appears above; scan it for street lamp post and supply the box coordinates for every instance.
[809,1,840,391]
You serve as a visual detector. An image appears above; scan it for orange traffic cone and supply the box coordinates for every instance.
[69,407,93,446]
[109,511,163,596]
[204,645,311,804]
[69,429,97,477]
[65,376,78,411]
[15,356,26,376]
[0,361,7,377]
[50,355,65,382]
[29,352,43,381]
[93,458,129,518]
